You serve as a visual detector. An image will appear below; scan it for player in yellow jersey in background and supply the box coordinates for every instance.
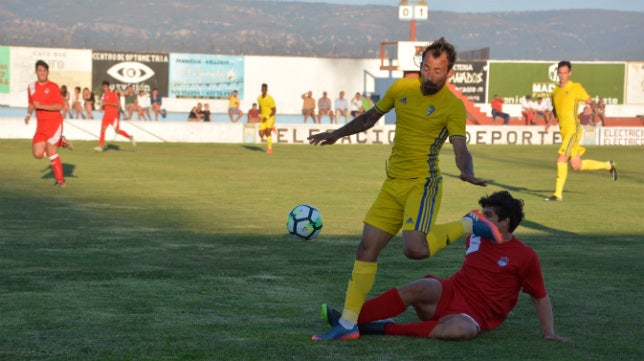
[257,83,276,154]
[545,60,617,202]
[308,38,500,341]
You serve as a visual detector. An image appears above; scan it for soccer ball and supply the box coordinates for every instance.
[286,204,323,240]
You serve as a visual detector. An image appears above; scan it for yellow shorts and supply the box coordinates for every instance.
[558,124,586,157]
[259,116,275,131]
[364,176,443,236]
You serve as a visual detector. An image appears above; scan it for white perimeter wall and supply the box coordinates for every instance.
[2,118,642,146]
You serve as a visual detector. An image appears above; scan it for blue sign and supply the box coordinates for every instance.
[168,54,244,99]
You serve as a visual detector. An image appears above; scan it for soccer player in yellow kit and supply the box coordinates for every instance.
[545,61,617,202]
[308,38,500,341]
[257,83,276,154]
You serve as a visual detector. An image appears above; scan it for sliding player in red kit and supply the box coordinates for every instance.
[94,80,135,152]
[25,60,67,187]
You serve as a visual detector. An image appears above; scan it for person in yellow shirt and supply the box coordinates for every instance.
[545,61,617,202]
[257,83,276,154]
[227,90,243,122]
[308,38,498,341]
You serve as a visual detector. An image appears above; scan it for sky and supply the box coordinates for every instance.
[274,0,644,13]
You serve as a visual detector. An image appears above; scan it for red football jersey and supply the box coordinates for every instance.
[28,81,64,123]
[101,90,120,118]
[449,234,547,330]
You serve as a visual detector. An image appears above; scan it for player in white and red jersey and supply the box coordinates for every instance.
[25,60,67,187]
[320,191,571,343]
[94,80,135,152]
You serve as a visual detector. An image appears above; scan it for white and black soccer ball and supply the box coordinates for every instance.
[286,204,323,240]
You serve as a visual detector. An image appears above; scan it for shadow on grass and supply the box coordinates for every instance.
[102,144,123,152]
[40,163,77,179]
[241,145,265,152]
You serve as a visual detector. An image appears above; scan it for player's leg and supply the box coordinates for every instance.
[427,314,479,340]
[576,155,615,179]
[264,117,275,154]
[95,122,109,152]
[32,140,47,159]
[45,129,65,186]
[400,178,443,258]
[502,112,510,125]
[114,120,133,144]
[313,182,400,341]
[360,279,445,337]
[312,224,393,341]
[547,131,576,201]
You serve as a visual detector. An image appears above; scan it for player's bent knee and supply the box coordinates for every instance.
[402,233,430,259]
[434,322,479,340]
[403,246,428,259]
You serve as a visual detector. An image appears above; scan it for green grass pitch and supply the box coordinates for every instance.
[0,140,642,361]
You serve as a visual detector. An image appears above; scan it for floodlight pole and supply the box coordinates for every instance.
[410,19,416,41]
[399,1,427,41]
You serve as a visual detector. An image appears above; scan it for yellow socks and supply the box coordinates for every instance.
[580,159,611,171]
[342,260,377,324]
[427,221,465,257]
[554,161,568,199]
[266,135,273,150]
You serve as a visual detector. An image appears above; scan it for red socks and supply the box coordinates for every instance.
[358,287,439,338]
[358,288,407,323]
[49,153,64,183]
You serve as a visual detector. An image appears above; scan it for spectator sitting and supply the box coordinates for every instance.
[188,103,203,122]
[72,86,84,119]
[60,85,72,119]
[490,94,510,125]
[335,90,349,124]
[594,98,606,126]
[350,92,362,118]
[533,96,554,126]
[201,103,211,122]
[123,86,137,120]
[247,103,260,123]
[137,90,152,121]
[520,95,535,125]
[317,91,335,124]
[227,90,243,122]
[361,93,374,112]
[151,88,163,121]
[301,90,316,123]
[579,105,595,126]
[83,87,95,119]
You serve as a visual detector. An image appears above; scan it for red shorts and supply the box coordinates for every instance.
[33,120,63,145]
[426,276,482,332]
[102,112,119,128]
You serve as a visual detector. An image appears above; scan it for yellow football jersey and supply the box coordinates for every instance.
[375,77,466,179]
[552,80,590,133]
[257,94,275,118]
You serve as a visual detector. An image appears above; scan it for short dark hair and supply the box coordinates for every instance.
[422,37,457,71]
[35,60,49,70]
[102,80,110,86]
[558,60,572,71]
[478,191,525,233]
